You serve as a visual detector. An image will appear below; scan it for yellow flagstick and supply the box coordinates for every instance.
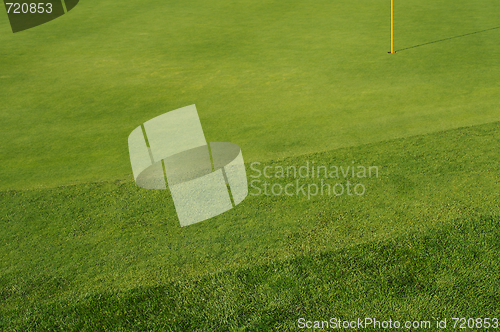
[390,0,395,53]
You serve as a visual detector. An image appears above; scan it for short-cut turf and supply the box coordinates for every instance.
[1,0,500,330]
[1,0,499,189]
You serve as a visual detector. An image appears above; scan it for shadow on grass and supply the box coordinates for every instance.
[5,213,500,331]
[396,25,500,52]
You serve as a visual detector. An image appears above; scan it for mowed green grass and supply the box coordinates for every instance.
[2,0,500,330]
[2,122,500,330]
[1,0,500,189]
[5,214,500,331]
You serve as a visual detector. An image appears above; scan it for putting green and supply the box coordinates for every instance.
[1,0,499,190]
[2,0,500,328]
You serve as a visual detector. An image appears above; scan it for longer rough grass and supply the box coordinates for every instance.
[2,0,500,329]
[3,213,500,331]
[1,121,500,324]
